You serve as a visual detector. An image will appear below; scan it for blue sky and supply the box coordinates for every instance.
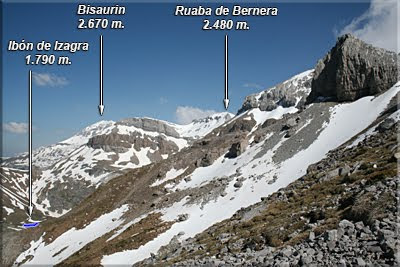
[2,1,373,156]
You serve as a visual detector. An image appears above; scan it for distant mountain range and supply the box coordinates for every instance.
[1,112,233,220]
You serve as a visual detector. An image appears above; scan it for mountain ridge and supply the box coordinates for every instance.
[1,112,233,222]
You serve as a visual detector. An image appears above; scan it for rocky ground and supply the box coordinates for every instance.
[139,114,399,266]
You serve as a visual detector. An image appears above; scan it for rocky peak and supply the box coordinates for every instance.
[307,34,398,103]
[238,70,314,114]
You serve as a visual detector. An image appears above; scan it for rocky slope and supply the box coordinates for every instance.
[142,112,399,266]
[3,35,399,266]
[238,69,313,114]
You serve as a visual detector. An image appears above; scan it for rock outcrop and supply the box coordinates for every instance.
[238,70,313,114]
[87,132,179,154]
[307,34,398,103]
[117,117,180,138]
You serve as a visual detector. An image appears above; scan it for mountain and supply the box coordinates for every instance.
[1,113,233,225]
[3,34,399,266]
[2,120,115,170]
[143,112,399,266]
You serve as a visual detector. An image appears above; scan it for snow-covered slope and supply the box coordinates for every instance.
[173,112,234,138]
[99,83,400,265]
[13,68,399,265]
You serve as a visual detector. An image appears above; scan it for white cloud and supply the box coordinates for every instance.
[3,122,30,134]
[243,83,263,90]
[32,72,69,87]
[336,0,399,52]
[175,106,217,125]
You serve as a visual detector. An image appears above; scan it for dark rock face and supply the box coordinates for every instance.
[307,34,398,103]
[197,148,222,167]
[226,139,249,159]
[279,95,297,108]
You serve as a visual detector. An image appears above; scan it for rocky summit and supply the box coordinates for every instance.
[2,35,399,267]
[307,34,398,103]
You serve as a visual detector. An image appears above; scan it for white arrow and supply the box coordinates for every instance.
[28,70,34,217]
[223,35,229,110]
[98,35,104,116]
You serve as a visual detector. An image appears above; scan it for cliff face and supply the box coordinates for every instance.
[117,118,181,138]
[307,34,398,103]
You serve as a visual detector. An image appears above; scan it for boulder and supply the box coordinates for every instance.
[309,231,315,241]
[226,138,249,158]
[377,118,395,132]
[152,190,163,197]
[339,164,351,176]
[199,149,220,167]
[282,118,297,131]
[178,214,189,222]
[234,181,243,188]
[339,219,355,231]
